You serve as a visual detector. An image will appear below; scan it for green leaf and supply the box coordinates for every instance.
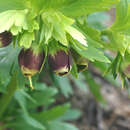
[28,83,58,109]
[93,61,120,86]
[111,0,130,35]
[0,45,20,83]
[54,75,73,98]
[72,75,88,93]
[0,9,39,35]
[111,0,128,31]
[47,121,78,130]
[58,109,82,121]
[65,26,88,47]
[19,32,35,48]
[115,0,128,24]
[14,90,28,113]
[76,21,103,48]
[0,0,26,13]
[32,104,70,122]
[19,89,36,104]
[23,114,46,130]
[83,71,106,104]
[42,11,74,46]
[40,22,53,44]
[6,118,39,130]
[105,52,123,79]
[60,0,119,17]
[0,9,28,33]
[71,40,110,63]
[101,30,128,55]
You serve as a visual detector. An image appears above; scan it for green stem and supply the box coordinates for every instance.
[0,74,17,120]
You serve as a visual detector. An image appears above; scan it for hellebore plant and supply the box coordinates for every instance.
[0,0,130,130]
[0,31,12,48]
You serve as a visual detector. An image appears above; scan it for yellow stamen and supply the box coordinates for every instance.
[28,76,34,90]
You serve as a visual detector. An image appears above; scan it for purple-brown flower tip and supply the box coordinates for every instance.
[18,48,45,77]
[0,31,12,48]
[48,50,72,76]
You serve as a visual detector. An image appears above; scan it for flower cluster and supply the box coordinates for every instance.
[0,31,88,89]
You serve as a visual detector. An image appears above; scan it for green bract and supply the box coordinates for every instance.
[0,9,39,34]
[41,11,87,47]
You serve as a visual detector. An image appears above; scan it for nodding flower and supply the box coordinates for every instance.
[18,48,45,89]
[70,48,88,72]
[48,50,72,76]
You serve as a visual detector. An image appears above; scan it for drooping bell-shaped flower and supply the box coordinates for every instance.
[71,48,88,72]
[18,47,45,89]
[48,50,72,76]
[0,31,12,48]
[76,58,88,72]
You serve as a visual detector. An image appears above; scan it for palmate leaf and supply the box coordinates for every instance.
[0,9,39,35]
[27,83,58,109]
[71,38,110,63]
[32,104,70,122]
[76,20,103,48]
[41,11,74,46]
[41,11,87,47]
